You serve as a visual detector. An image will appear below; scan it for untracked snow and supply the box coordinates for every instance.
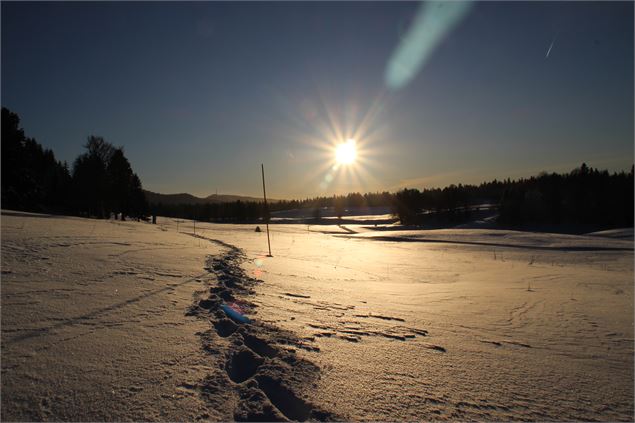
[2,211,633,421]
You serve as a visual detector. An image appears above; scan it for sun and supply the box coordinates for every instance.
[335,139,357,165]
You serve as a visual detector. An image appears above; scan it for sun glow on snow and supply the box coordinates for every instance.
[335,139,357,165]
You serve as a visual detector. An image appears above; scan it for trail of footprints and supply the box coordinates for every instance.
[186,235,337,422]
[186,234,445,420]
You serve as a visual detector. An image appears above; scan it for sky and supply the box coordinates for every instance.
[2,1,633,199]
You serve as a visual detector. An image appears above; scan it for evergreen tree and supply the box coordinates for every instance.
[1,107,71,212]
[107,148,134,219]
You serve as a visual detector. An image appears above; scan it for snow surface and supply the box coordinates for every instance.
[2,211,633,421]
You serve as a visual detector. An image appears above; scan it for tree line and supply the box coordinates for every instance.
[151,191,395,223]
[497,164,634,227]
[393,165,634,227]
[2,107,148,219]
[153,165,633,229]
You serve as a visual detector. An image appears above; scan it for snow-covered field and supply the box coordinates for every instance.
[2,210,633,421]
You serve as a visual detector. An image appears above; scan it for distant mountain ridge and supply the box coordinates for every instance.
[144,190,275,205]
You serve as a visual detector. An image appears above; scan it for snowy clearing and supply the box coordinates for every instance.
[2,211,633,421]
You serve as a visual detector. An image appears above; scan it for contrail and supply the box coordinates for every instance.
[545,36,556,59]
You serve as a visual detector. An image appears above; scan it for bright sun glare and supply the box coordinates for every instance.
[335,139,357,165]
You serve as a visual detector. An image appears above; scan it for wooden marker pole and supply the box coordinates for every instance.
[261,164,272,257]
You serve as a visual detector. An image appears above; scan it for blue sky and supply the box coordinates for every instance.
[2,1,633,198]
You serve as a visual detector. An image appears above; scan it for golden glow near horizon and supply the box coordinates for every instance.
[335,139,357,165]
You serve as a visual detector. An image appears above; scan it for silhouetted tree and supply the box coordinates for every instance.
[1,107,71,212]
[128,173,148,219]
[393,188,420,225]
[72,149,108,217]
[2,107,152,221]
[107,148,134,219]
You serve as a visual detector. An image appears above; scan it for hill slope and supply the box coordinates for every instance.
[144,190,272,206]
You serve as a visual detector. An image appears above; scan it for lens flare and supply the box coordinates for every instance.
[386,1,474,90]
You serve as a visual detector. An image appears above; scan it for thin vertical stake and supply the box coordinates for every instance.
[261,163,272,257]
